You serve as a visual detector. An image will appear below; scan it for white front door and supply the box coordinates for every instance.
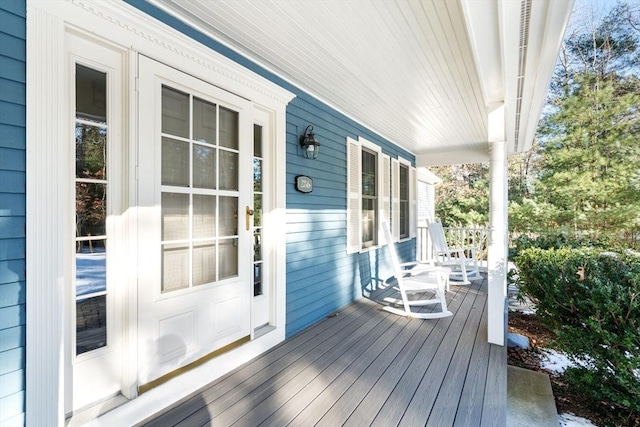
[137,55,253,388]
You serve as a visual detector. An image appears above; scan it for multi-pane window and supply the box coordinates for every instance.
[347,136,415,253]
[399,163,410,239]
[347,137,390,253]
[160,85,240,292]
[74,64,108,355]
[361,148,378,247]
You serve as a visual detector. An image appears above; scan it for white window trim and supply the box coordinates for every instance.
[346,136,391,253]
[393,156,416,242]
[410,165,418,239]
[391,158,400,242]
[26,1,294,425]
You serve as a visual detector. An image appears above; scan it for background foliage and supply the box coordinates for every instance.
[514,247,640,413]
[433,1,640,249]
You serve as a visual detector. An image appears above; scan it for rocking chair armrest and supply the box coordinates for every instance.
[399,261,419,268]
[399,260,436,269]
[409,265,451,276]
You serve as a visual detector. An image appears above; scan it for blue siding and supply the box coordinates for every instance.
[0,1,26,425]
[284,93,415,336]
[126,0,418,338]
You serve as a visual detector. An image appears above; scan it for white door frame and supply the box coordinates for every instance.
[26,1,293,424]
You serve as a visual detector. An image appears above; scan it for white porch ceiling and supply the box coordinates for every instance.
[150,0,573,166]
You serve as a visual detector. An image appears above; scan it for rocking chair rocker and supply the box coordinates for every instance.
[381,222,452,319]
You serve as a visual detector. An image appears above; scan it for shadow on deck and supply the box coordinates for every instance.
[138,274,506,426]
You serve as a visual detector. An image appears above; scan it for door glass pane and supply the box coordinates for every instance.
[253,231,262,261]
[253,124,262,157]
[193,144,216,189]
[162,137,190,187]
[76,295,107,355]
[253,124,263,297]
[219,238,238,279]
[193,243,216,286]
[219,106,238,149]
[76,182,107,237]
[193,195,216,239]
[75,240,106,296]
[75,63,109,356]
[76,64,106,124]
[219,196,238,237]
[253,158,262,192]
[219,150,238,190]
[253,194,262,227]
[76,124,107,179]
[253,263,262,296]
[159,85,246,292]
[162,193,189,241]
[162,86,189,138]
[162,243,189,292]
[193,97,216,144]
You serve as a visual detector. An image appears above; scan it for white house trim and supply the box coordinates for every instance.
[25,6,67,426]
[487,105,508,346]
[26,0,294,424]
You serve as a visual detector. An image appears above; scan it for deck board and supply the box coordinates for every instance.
[177,300,386,426]
[148,297,380,425]
[453,297,490,427]
[371,280,482,427]
[296,287,453,426]
[139,275,506,427]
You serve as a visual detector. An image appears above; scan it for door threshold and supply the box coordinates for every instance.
[254,323,276,339]
[66,394,129,426]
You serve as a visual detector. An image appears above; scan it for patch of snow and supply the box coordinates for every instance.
[76,250,107,296]
[559,412,598,426]
[507,333,530,349]
[540,348,575,374]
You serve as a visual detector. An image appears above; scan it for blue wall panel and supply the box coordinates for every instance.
[126,0,418,339]
[284,92,415,336]
[0,1,26,425]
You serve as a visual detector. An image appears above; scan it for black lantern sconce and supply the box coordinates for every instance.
[300,125,320,159]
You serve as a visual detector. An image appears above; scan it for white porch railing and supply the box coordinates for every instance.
[417,224,489,265]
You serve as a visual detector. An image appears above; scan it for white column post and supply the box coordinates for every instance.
[487,105,508,346]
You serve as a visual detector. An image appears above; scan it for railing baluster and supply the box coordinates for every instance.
[416,225,489,263]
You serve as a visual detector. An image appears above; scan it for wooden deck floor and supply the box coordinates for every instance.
[138,275,506,427]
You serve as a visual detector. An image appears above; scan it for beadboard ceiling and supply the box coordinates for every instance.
[150,0,573,166]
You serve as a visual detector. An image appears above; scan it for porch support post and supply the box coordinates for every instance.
[487,105,508,346]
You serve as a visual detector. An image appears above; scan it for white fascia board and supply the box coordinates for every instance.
[416,147,489,167]
[462,0,566,153]
[517,0,574,152]
[460,0,503,106]
[498,0,522,153]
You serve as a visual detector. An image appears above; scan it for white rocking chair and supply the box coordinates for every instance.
[427,219,481,285]
[381,222,452,319]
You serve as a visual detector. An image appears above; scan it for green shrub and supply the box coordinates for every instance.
[514,247,640,411]
[509,232,615,260]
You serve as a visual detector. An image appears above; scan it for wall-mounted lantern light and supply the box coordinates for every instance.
[300,125,320,159]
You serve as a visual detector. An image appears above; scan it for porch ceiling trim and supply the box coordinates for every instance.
[148,0,572,164]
